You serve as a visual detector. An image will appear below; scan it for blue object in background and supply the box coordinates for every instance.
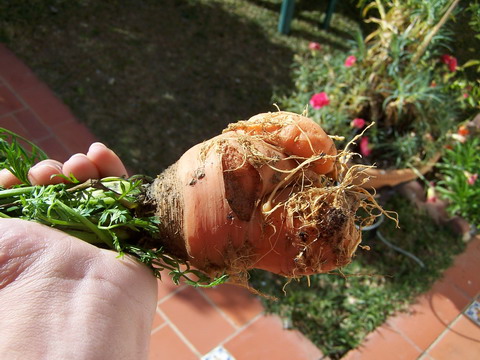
[278,0,338,34]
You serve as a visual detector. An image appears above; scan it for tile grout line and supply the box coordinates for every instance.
[1,72,75,134]
[195,288,241,330]
[155,307,203,359]
[418,317,459,358]
[419,301,473,358]
[0,108,58,144]
[155,285,266,358]
[212,312,265,351]
[150,309,169,335]
[389,287,477,358]
[0,75,31,110]
[386,320,424,355]
[156,284,188,305]
[0,74,74,155]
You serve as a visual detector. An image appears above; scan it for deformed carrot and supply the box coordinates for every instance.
[1,111,386,285]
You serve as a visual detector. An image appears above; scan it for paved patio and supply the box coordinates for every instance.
[1,43,479,359]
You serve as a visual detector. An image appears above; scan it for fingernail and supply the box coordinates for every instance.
[31,160,63,171]
[89,142,107,151]
[68,153,88,160]
[28,160,64,185]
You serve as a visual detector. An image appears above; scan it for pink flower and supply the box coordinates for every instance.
[465,172,478,185]
[440,54,457,72]
[308,42,321,51]
[309,92,330,109]
[350,118,366,129]
[448,57,458,72]
[344,55,356,67]
[441,54,451,63]
[359,136,372,157]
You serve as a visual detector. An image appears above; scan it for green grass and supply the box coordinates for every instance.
[250,194,466,358]
[0,0,361,175]
[0,1,472,358]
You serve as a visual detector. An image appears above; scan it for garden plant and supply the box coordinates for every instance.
[0,0,478,359]
[278,0,479,175]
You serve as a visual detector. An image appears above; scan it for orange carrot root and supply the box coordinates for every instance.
[149,111,386,280]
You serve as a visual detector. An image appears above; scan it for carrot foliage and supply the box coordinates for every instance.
[0,127,48,184]
[0,128,228,288]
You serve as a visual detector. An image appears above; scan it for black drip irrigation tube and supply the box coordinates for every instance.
[359,215,426,268]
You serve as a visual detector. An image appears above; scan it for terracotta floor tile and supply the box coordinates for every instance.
[343,323,421,360]
[224,315,322,360]
[389,278,471,350]
[17,82,75,127]
[157,274,185,301]
[202,284,264,327]
[149,324,198,360]
[0,44,38,91]
[151,308,166,333]
[159,286,236,355]
[427,315,480,360]
[35,135,72,162]
[0,84,25,116]
[0,114,29,138]
[418,354,435,360]
[443,236,480,298]
[51,120,97,154]
[14,108,51,141]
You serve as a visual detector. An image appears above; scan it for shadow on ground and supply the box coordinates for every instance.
[1,0,295,174]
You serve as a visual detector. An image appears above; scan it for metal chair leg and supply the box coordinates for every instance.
[323,0,337,29]
[278,0,296,34]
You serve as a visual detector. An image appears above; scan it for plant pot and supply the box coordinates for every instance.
[352,153,441,189]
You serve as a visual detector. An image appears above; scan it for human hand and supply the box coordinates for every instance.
[0,144,157,359]
[0,141,129,187]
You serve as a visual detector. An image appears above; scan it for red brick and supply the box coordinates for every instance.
[0,115,28,138]
[52,120,97,154]
[0,84,24,116]
[17,81,75,127]
[225,315,323,360]
[14,108,51,141]
[159,287,235,355]
[35,135,71,162]
[0,44,38,91]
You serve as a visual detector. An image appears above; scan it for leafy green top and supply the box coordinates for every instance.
[0,128,228,288]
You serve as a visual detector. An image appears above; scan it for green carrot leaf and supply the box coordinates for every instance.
[0,128,48,184]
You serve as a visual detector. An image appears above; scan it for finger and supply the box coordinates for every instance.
[62,154,100,182]
[28,160,65,185]
[87,143,128,178]
[0,169,22,188]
